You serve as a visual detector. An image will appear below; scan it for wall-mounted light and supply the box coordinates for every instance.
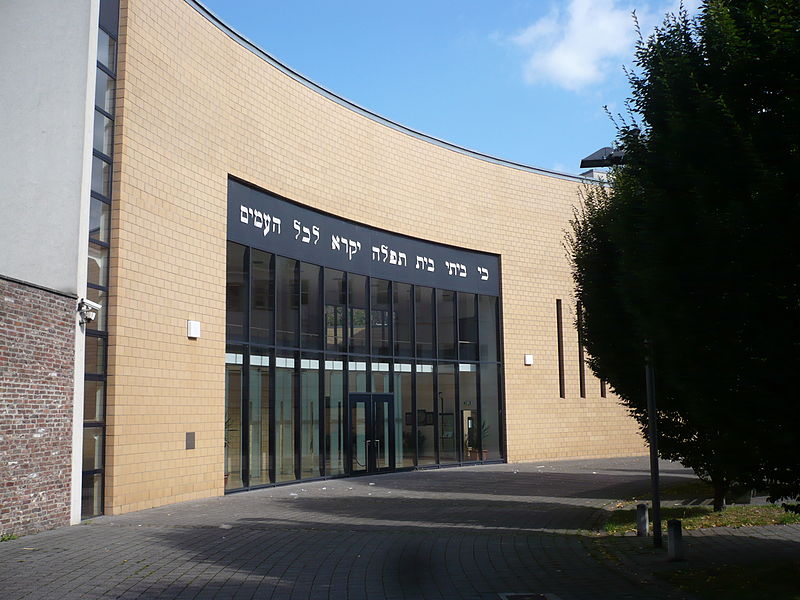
[524,354,534,366]
[77,298,101,325]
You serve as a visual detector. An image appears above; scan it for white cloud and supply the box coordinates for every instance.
[510,0,700,92]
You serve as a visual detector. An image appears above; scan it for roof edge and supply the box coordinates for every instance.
[184,0,588,183]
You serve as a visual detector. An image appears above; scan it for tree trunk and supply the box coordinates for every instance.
[712,479,728,512]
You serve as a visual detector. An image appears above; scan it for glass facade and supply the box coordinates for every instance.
[82,0,119,519]
[225,237,504,490]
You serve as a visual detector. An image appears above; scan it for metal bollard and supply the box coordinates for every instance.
[636,503,649,537]
[667,519,684,561]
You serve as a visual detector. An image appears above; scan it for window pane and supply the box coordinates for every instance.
[324,358,345,476]
[91,156,111,198]
[89,197,110,243]
[84,380,104,422]
[348,273,367,354]
[250,250,273,345]
[393,282,413,357]
[415,286,434,358]
[459,365,479,461]
[225,350,244,490]
[437,363,456,463]
[82,426,103,471]
[225,242,247,341]
[97,28,116,72]
[394,364,414,467]
[324,269,347,352]
[300,354,321,478]
[480,363,502,460]
[81,472,102,518]
[93,110,113,157]
[275,257,299,347]
[347,361,367,393]
[371,361,390,393]
[437,290,456,360]
[479,295,499,362]
[275,354,296,482]
[248,351,270,486]
[85,335,105,375]
[300,263,322,349]
[415,363,435,465]
[85,286,107,332]
[370,278,391,355]
[458,293,478,361]
[87,242,108,287]
[95,68,114,114]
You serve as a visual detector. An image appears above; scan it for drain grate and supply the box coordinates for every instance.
[498,594,561,600]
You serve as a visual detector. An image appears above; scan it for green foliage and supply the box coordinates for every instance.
[569,1,800,509]
[0,533,19,542]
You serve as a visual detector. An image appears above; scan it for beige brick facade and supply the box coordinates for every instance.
[106,0,645,515]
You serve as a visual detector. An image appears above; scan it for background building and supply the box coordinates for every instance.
[0,0,645,535]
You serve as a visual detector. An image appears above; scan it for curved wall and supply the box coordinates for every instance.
[106,0,645,514]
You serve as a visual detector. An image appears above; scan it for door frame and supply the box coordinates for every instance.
[348,393,396,475]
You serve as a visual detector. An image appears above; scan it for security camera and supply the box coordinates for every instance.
[78,298,102,324]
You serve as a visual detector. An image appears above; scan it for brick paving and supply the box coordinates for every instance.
[1,456,797,599]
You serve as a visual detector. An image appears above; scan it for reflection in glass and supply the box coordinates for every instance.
[458,293,478,360]
[226,242,247,341]
[459,365,479,460]
[93,110,113,157]
[394,364,414,467]
[95,68,115,114]
[393,282,413,356]
[84,380,104,422]
[87,242,108,287]
[81,473,102,518]
[416,364,436,465]
[89,197,110,243]
[324,359,345,476]
[479,295,499,362]
[348,274,367,353]
[276,257,298,347]
[97,28,117,72]
[480,363,502,460]
[415,286,435,358]
[300,355,321,478]
[300,263,322,349]
[374,397,391,469]
[370,278,391,355]
[91,155,111,198]
[325,269,347,352]
[225,354,243,490]
[437,290,456,360]
[250,250,273,345]
[82,427,103,471]
[85,286,107,332]
[351,399,367,472]
[275,355,296,481]
[248,352,270,485]
[84,335,105,375]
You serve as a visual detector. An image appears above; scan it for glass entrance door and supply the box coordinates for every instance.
[349,393,395,474]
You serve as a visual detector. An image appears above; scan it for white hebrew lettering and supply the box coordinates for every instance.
[458,263,467,277]
[253,210,263,229]
[271,216,281,234]
[294,219,301,239]
[312,226,320,245]
[240,205,249,224]
[264,214,271,236]
[415,256,425,269]
[381,245,389,262]
[302,226,311,243]
[427,258,435,272]
[332,235,340,251]
[478,267,489,281]
[372,246,381,261]
[389,250,397,264]
[398,252,407,266]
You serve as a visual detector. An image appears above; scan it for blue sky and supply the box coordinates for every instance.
[200,0,699,175]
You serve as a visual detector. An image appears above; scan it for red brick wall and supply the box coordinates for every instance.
[0,278,75,535]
